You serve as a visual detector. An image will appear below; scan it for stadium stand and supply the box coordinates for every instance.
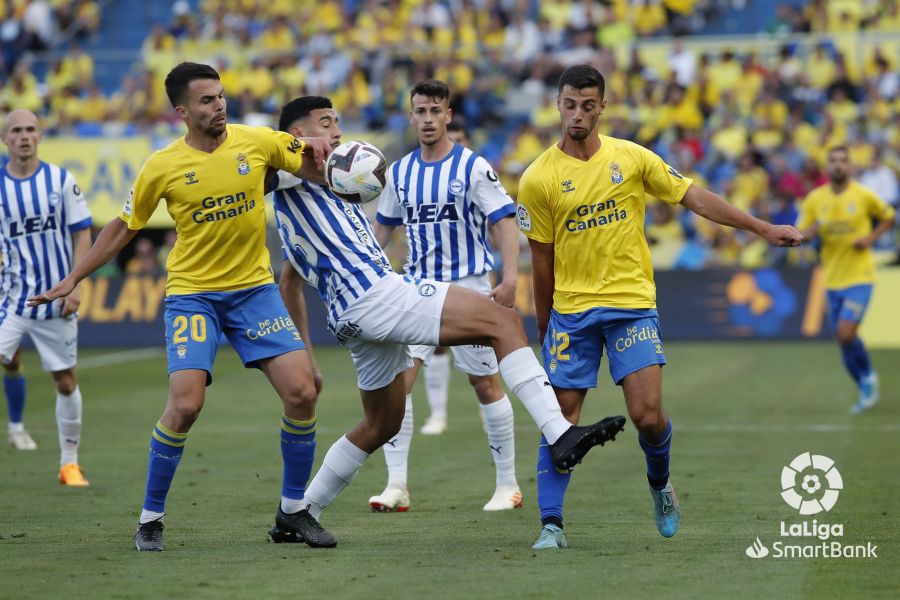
[1,0,898,269]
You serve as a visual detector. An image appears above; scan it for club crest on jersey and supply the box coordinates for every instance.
[184,171,199,185]
[236,153,251,176]
[448,178,465,195]
[610,163,624,184]
[846,202,856,214]
[561,180,575,193]
[47,192,61,207]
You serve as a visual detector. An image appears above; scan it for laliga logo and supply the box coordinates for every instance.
[780,452,842,515]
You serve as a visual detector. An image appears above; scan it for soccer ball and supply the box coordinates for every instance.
[324,140,387,204]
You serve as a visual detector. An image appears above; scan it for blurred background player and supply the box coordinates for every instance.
[416,120,472,437]
[517,65,803,549]
[1,109,92,486]
[373,80,523,512]
[797,146,896,414]
[29,63,334,551]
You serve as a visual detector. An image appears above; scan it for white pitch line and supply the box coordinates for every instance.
[78,347,164,369]
[672,423,900,433]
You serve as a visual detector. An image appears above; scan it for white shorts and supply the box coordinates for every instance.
[333,273,450,391]
[409,273,499,377]
[0,311,78,372]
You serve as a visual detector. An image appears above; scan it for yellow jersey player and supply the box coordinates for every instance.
[797,146,895,414]
[517,65,802,549]
[28,62,337,551]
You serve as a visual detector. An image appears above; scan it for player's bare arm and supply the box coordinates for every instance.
[680,183,803,247]
[278,261,323,393]
[853,214,896,250]
[28,218,138,306]
[293,136,332,183]
[488,217,519,308]
[59,228,93,317]
[373,222,396,248]
[528,238,555,344]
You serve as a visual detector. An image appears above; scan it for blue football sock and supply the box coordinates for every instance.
[143,421,188,513]
[840,338,872,385]
[537,435,571,527]
[281,414,317,505]
[639,418,672,490]
[4,371,26,424]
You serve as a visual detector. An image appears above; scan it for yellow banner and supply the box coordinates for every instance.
[38,136,176,227]
[859,267,900,349]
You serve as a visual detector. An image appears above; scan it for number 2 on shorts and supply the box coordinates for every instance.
[548,329,570,361]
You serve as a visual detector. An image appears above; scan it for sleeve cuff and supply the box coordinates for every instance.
[487,204,516,224]
[67,217,93,232]
[376,213,403,226]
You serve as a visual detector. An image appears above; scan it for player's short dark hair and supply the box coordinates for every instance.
[410,79,450,105]
[279,96,333,132]
[557,65,606,98]
[164,62,220,108]
[828,145,849,158]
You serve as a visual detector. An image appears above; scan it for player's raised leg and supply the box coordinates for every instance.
[438,285,626,470]
[621,365,679,538]
[135,369,207,552]
[51,368,88,486]
[836,317,878,414]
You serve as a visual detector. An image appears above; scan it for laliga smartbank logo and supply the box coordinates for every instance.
[744,452,877,560]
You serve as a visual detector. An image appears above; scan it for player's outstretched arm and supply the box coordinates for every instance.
[681,184,803,247]
[529,238,555,345]
[489,216,519,308]
[293,136,333,184]
[28,218,138,306]
[278,261,322,393]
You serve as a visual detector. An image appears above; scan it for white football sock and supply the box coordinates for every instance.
[56,386,82,466]
[384,394,413,490]
[280,496,306,514]
[303,436,369,519]
[424,353,450,421]
[498,347,569,444]
[139,509,164,524]
[482,395,517,487]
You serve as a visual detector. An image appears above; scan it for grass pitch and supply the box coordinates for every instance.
[1,342,898,599]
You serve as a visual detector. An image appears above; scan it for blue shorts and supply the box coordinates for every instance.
[826,284,873,330]
[541,307,666,388]
[164,283,305,384]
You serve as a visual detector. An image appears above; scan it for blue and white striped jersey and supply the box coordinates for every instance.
[273,172,393,330]
[0,161,92,319]
[375,144,515,282]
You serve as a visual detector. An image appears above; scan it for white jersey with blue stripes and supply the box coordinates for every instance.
[272,172,393,330]
[375,143,515,282]
[0,161,92,319]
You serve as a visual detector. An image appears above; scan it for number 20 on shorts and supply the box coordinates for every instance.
[548,329,570,361]
[172,314,207,343]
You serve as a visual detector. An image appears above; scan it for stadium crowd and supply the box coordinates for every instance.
[1,0,898,270]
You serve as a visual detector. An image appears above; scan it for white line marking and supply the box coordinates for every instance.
[78,348,164,369]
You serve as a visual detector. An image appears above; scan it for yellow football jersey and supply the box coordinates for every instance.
[518,135,693,312]
[120,124,305,295]
[797,181,895,290]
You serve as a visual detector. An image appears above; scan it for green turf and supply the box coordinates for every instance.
[1,342,898,599]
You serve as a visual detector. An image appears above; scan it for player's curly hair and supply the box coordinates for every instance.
[164,62,220,108]
[558,65,606,98]
[410,79,450,105]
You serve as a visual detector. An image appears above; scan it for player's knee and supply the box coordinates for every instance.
[630,406,664,435]
[836,329,857,346]
[469,375,500,402]
[486,305,524,342]
[55,378,77,396]
[282,380,318,413]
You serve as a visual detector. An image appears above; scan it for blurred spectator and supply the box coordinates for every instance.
[125,238,161,276]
